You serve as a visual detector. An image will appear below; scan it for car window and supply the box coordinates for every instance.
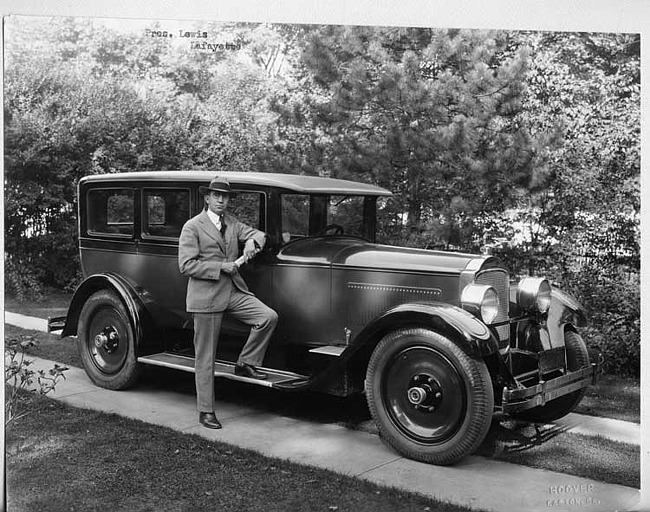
[144,189,190,238]
[87,189,134,236]
[328,195,365,238]
[229,191,264,230]
[280,194,309,242]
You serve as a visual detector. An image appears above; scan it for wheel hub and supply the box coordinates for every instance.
[93,326,120,353]
[407,373,443,412]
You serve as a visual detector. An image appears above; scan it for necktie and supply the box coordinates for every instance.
[219,215,226,237]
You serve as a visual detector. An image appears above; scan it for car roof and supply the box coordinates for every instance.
[80,171,392,196]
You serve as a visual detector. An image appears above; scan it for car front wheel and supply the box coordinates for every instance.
[77,290,142,390]
[366,327,494,465]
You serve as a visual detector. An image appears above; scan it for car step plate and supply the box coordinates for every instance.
[138,352,309,388]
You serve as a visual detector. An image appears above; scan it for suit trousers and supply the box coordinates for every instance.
[192,288,278,412]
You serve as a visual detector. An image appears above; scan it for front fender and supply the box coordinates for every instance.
[509,284,587,350]
[349,302,500,360]
[547,287,588,348]
[549,287,587,328]
[61,273,149,349]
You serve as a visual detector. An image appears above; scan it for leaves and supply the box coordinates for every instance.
[5,335,69,426]
[3,19,639,371]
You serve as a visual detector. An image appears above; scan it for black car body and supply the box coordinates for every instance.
[51,170,599,464]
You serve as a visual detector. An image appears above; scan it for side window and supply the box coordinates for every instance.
[280,194,309,243]
[87,189,134,236]
[144,189,190,238]
[228,191,264,230]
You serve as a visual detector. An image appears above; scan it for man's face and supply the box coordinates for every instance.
[205,191,230,215]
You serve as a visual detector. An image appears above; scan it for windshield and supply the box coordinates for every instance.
[280,193,375,243]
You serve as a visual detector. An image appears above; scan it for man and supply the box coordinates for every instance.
[178,176,278,430]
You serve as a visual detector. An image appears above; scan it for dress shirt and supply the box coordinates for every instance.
[206,209,224,232]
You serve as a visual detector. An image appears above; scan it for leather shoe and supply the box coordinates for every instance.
[234,363,268,380]
[199,412,222,429]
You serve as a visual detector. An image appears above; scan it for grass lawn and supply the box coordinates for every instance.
[574,374,640,424]
[4,324,83,368]
[6,392,479,512]
[476,419,639,488]
[4,289,71,319]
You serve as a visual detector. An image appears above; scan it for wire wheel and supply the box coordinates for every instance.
[366,327,494,465]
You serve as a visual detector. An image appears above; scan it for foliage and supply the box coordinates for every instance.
[277,26,547,247]
[4,255,45,302]
[485,237,640,377]
[563,265,640,377]
[5,334,69,427]
[507,32,640,265]
[3,18,639,375]
[485,32,641,376]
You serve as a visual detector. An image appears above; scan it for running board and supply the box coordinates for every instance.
[137,353,310,389]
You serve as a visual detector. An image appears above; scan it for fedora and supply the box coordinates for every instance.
[199,176,232,195]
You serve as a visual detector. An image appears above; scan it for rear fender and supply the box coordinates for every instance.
[61,273,149,350]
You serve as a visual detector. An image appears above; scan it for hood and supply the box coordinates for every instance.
[276,237,494,275]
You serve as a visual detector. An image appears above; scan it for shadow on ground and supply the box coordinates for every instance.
[478,419,570,458]
[142,365,576,458]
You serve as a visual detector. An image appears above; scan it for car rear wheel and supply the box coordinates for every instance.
[366,327,494,465]
[77,290,142,390]
[515,330,590,423]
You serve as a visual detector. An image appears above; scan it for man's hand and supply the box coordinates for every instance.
[221,262,237,275]
[243,239,259,262]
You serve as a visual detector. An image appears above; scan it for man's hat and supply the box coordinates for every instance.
[199,176,232,196]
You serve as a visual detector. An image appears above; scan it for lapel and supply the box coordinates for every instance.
[198,210,226,254]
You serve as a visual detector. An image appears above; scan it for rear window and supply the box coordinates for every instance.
[144,189,190,238]
[87,189,134,236]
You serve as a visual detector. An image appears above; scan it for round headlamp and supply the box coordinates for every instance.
[517,277,552,314]
[461,284,500,324]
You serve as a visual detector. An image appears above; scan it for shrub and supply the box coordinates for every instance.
[5,334,69,427]
[561,265,640,377]
[493,247,640,377]
[4,255,44,303]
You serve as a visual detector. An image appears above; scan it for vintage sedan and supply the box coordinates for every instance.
[50,170,598,465]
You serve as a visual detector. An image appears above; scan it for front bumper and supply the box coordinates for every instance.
[501,363,598,414]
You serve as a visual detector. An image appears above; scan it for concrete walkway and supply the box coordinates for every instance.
[6,312,642,512]
[5,311,49,333]
[554,412,640,446]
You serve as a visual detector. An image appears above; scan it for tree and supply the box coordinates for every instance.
[486,31,641,376]
[4,17,284,292]
[509,31,640,271]
[275,26,545,247]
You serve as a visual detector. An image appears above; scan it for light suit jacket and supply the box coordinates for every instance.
[178,210,267,313]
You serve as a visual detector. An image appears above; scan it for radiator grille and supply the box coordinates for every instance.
[475,269,510,341]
